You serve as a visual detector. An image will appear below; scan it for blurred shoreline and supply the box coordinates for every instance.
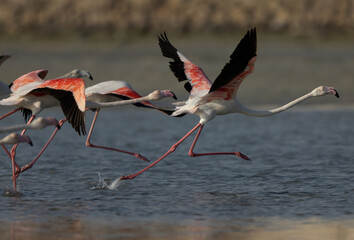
[1,0,354,39]
[1,217,353,240]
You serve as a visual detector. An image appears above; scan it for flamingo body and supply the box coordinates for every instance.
[0,78,86,135]
[85,80,177,162]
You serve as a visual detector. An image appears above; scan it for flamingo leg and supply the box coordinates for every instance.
[1,144,20,172]
[85,108,149,162]
[120,123,202,180]
[188,125,251,160]
[17,118,67,175]
[10,115,36,158]
[9,115,36,191]
[0,107,22,120]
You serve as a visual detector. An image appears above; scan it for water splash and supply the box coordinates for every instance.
[90,172,121,190]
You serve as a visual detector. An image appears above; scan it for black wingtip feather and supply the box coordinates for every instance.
[209,28,258,93]
[21,108,33,122]
[158,32,188,82]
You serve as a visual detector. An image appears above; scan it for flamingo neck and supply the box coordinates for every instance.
[86,95,151,108]
[237,92,313,117]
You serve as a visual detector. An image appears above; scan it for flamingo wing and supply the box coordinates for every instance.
[158,33,212,97]
[32,78,86,135]
[9,69,48,92]
[208,28,257,100]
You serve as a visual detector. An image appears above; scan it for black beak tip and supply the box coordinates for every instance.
[29,141,33,147]
[172,93,177,100]
[335,91,340,98]
[89,75,94,80]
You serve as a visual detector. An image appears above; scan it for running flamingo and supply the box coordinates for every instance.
[85,80,176,161]
[0,77,86,190]
[119,28,339,180]
[4,69,92,121]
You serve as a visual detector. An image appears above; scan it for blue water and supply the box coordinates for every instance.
[0,106,353,238]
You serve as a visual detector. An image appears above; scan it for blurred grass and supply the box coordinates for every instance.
[1,0,354,39]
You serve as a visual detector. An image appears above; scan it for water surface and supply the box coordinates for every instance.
[0,107,353,239]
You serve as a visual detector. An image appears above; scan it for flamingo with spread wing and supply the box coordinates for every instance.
[120,28,339,180]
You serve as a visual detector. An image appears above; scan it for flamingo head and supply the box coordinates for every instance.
[3,133,33,146]
[148,90,177,101]
[61,69,93,80]
[17,134,33,146]
[37,69,48,79]
[311,86,339,98]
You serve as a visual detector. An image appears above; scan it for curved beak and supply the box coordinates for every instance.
[334,90,340,98]
[171,92,177,100]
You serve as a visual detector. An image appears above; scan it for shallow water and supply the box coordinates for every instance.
[0,106,353,239]
[0,35,353,239]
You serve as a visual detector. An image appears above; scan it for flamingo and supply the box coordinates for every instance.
[0,77,86,190]
[0,68,92,191]
[85,80,176,162]
[3,69,92,121]
[119,28,339,180]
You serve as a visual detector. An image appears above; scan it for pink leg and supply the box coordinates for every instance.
[17,118,67,175]
[120,123,202,180]
[10,115,36,159]
[188,125,251,160]
[86,109,149,162]
[2,143,21,191]
[0,107,22,120]
[9,115,36,191]
[2,144,20,172]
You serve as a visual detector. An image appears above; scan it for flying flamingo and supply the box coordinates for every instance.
[85,80,176,161]
[0,77,86,190]
[119,28,339,180]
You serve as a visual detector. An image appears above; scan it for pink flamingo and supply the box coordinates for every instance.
[120,28,339,180]
[3,69,92,121]
[0,77,86,190]
[85,80,177,161]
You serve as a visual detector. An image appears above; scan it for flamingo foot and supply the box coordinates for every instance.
[133,153,150,162]
[119,174,135,180]
[236,152,251,161]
